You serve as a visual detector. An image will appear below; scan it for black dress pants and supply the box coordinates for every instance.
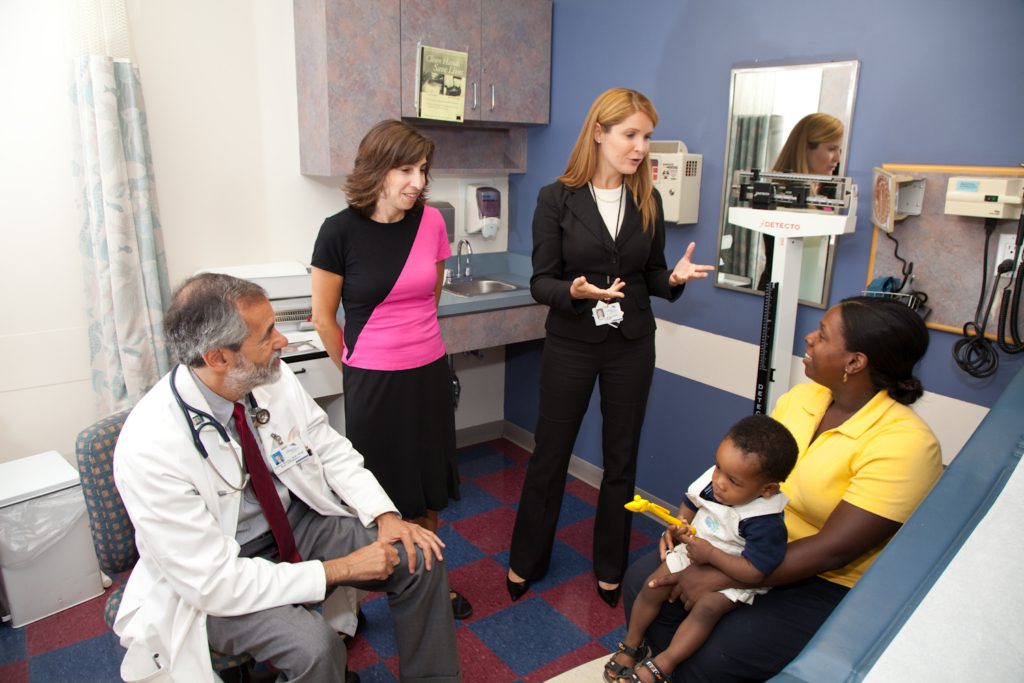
[510,328,655,583]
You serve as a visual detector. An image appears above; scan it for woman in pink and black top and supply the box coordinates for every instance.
[310,120,470,619]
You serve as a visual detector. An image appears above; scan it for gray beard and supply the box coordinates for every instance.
[224,352,282,397]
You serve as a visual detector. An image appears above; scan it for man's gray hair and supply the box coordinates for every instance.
[165,273,268,367]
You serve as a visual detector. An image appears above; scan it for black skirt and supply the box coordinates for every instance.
[342,355,459,518]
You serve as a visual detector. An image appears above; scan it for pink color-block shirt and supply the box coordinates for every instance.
[311,205,451,371]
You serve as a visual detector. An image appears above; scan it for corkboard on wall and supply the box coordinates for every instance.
[867,164,1024,338]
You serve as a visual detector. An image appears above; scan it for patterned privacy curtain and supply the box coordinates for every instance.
[71,0,170,413]
[721,114,784,280]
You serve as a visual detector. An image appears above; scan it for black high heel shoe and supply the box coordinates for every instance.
[597,583,621,608]
[506,575,530,602]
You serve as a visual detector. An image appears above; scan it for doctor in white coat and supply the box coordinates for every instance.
[113,273,460,683]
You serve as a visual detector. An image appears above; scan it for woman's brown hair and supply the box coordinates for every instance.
[343,120,435,217]
[772,112,844,174]
[559,88,660,233]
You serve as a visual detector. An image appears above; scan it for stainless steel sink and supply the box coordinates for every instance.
[443,278,521,297]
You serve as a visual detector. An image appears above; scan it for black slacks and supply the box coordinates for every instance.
[510,328,655,583]
[622,549,849,682]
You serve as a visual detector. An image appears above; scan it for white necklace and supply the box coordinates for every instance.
[590,182,623,201]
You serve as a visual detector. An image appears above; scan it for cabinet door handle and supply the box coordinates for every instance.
[293,367,307,375]
[490,84,496,111]
[472,82,478,110]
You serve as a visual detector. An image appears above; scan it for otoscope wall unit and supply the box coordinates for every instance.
[944,177,1023,220]
[868,164,1024,341]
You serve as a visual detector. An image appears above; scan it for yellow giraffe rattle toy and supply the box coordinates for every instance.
[624,495,697,536]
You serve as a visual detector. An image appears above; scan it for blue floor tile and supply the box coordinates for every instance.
[0,622,26,665]
[456,445,519,478]
[557,490,597,528]
[441,480,503,522]
[359,596,397,661]
[29,634,124,683]
[352,661,399,682]
[469,598,591,676]
[599,625,627,652]
[436,523,485,570]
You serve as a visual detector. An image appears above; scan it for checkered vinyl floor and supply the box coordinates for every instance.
[0,439,662,682]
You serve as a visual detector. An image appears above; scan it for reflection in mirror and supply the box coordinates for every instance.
[715,61,859,308]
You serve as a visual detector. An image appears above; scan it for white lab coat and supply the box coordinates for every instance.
[112,364,396,682]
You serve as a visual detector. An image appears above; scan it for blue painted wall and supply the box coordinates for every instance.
[505,0,1024,501]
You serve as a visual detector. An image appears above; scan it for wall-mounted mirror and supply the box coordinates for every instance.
[715,60,859,308]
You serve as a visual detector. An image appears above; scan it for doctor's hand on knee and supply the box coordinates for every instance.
[374,512,445,573]
[323,540,400,586]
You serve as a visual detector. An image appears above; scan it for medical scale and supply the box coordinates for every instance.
[728,170,859,414]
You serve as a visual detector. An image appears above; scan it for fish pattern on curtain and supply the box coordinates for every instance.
[72,55,170,414]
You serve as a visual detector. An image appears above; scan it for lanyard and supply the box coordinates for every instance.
[589,182,624,285]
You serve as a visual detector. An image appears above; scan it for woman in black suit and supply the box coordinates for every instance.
[507,88,714,606]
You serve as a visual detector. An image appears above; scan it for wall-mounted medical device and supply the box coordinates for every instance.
[944,177,1023,219]
[649,140,702,224]
[465,184,500,239]
[872,168,925,233]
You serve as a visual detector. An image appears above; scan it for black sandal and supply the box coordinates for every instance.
[603,641,649,683]
[619,658,668,682]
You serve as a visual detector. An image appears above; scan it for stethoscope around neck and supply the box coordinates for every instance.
[169,364,270,491]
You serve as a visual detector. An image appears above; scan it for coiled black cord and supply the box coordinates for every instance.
[953,219,1001,377]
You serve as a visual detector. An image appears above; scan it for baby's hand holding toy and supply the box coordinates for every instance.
[679,533,714,565]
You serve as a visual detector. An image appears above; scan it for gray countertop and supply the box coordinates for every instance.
[438,251,537,316]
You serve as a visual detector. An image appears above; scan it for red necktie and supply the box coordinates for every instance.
[232,403,302,563]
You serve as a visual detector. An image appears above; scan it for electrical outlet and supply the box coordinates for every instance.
[995,233,1017,275]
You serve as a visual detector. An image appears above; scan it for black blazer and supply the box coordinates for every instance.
[530,182,683,342]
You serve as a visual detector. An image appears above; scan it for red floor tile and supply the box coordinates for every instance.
[451,505,518,556]
[541,572,626,639]
[489,439,533,465]
[473,464,527,504]
[556,517,595,558]
[25,590,111,656]
[456,627,519,682]
[0,661,28,683]
[448,557,517,623]
[384,653,401,680]
[566,478,600,507]
[343,630,380,672]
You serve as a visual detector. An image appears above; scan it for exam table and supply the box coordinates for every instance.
[773,366,1024,681]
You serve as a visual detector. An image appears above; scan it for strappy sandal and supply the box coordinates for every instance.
[603,641,649,683]
[619,658,668,682]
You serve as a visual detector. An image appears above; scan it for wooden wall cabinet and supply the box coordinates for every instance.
[400,0,552,125]
[295,0,551,177]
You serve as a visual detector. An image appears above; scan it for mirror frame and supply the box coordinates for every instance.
[714,59,860,308]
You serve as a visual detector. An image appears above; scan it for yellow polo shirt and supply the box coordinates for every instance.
[772,382,942,588]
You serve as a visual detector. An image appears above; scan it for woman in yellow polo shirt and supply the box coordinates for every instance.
[619,296,942,682]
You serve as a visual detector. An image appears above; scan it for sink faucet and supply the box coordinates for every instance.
[456,239,473,279]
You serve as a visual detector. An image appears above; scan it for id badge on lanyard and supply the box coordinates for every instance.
[592,300,623,327]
